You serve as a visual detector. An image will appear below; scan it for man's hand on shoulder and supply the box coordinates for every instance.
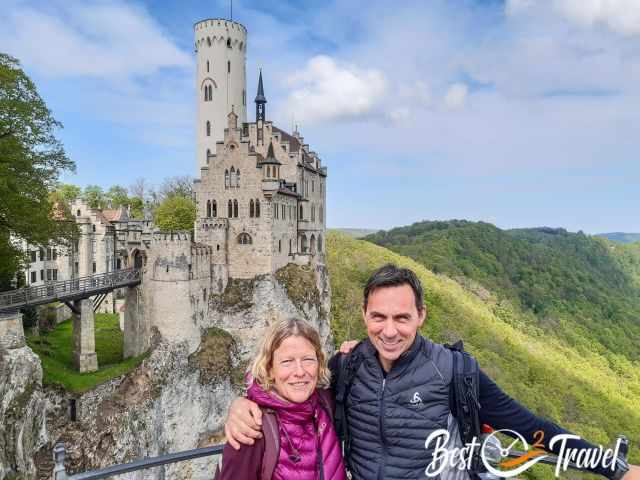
[224,397,263,450]
[622,465,640,480]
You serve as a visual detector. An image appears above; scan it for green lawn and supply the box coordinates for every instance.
[26,313,148,393]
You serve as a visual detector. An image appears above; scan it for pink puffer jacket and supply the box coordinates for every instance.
[247,381,346,480]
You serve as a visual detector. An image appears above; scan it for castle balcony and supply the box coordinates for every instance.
[199,217,229,231]
[261,179,280,198]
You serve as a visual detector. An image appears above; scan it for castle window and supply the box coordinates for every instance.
[278,239,282,253]
[238,233,252,245]
[256,199,260,218]
[206,200,212,218]
[227,60,230,73]
[227,38,232,48]
[228,200,232,217]
[274,203,278,219]
[236,169,240,187]
[299,205,303,220]
[300,235,308,253]
[312,181,315,193]
[282,204,285,219]
[206,60,210,72]
[207,37,211,47]
[212,200,217,217]
[310,234,316,254]
[249,199,254,218]
[289,239,292,254]
[233,199,238,218]
[311,205,315,222]
[77,209,81,217]
[216,244,220,251]
[225,169,229,188]
[203,288,207,301]
[319,205,323,223]
[243,89,246,106]
[206,121,211,136]
[204,89,208,102]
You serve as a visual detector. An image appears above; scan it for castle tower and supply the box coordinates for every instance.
[194,18,248,172]
[255,69,267,146]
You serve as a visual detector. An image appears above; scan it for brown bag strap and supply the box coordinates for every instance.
[261,409,280,480]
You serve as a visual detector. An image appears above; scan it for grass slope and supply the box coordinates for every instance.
[26,313,147,393]
[326,231,639,479]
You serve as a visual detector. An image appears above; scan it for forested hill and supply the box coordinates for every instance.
[326,231,640,477]
[364,220,640,361]
[597,232,640,244]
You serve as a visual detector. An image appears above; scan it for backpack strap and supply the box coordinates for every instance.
[261,409,280,480]
[332,342,366,461]
[316,388,336,424]
[445,340,482,474]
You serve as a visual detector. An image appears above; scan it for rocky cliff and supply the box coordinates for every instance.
[0,262,332,479]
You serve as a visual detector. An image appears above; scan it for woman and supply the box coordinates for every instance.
[216,318,346,480]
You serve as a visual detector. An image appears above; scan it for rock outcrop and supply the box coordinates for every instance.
[0,262,332,480]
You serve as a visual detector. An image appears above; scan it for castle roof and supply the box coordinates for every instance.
[257,142,282,166]
[272,126,300,153]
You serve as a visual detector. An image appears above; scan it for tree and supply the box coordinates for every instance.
[56,183,81,206]
[128,178,148,201]
[159,175,194,201]
[0,53,76,289]
[82,185,106,209]
[154,195,196,231]
[106,185,129,208]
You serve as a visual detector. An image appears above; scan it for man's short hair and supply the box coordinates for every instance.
[363,263,425,312]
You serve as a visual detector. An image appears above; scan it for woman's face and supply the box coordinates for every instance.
[270,335,319,403]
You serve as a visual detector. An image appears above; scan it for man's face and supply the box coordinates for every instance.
[362,284,426,372]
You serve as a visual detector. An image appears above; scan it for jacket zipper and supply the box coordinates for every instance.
[377,378,387,480]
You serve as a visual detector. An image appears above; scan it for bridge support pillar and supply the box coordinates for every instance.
[123,286,148,358]
[0,310,25,350]
[72,299,98,373]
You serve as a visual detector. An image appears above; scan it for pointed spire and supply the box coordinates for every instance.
[266,141,275,160]
[255,68,267,104]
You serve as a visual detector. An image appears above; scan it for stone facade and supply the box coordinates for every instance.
[193,52,327,279]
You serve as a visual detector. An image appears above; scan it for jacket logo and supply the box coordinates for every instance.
[410,392,423,405]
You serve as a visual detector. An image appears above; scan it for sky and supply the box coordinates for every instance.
[1,0,639,233]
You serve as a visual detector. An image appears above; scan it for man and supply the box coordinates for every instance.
[225,264,638,480]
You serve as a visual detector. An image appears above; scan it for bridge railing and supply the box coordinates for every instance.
[0,268,142,311]
[52,442,223,480]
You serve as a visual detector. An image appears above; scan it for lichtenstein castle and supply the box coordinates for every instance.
[192,18,327,279]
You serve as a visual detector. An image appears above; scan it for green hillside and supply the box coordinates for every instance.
[326,230,640,479]
[364,221,640,362]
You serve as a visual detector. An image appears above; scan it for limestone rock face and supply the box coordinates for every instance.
[0,346,49,479]
[1,263,332,480]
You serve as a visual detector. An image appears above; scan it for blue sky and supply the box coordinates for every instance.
[1,0,639,233]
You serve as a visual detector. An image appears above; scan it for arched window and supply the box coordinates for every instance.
[238,233,252,245]
[233,199,238,218]
[255,199,260,218]
[208,85,213,101]
[207,37,211,47]
[266,166,270,178]
[278,239,282,253]
[227,60,230,73]
[311,205,315,222]
[206,121,211,136]
[203,88,208,101]
[228,199,232,218]
[236,169,240,187]
[206,60,210,72]
[310,234,316,254]
[230,167,235,189]
[318,234,323,253]
[206,200,211,218]
[227,38,232,48]
[299,205,303,220]
[212,200,217,217]
[249,199,254,218]
[77,209,81,217]
[301,235,308,253]
[224,169,229,188]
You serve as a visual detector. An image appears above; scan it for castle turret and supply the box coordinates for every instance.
[194,18,248,172]
[255,69,267,146]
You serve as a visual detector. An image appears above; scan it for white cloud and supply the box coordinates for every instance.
[0,1,191,78]
[282,55,387,124]
[554,0,640,36]
[507,0,640,36]
[444,83,468,109]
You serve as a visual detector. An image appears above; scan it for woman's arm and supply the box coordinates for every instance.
[216,438,264,480]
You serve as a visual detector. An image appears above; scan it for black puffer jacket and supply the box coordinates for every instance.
[339,335,455,480]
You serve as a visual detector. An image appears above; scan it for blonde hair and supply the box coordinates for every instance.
[251,318,331,391]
